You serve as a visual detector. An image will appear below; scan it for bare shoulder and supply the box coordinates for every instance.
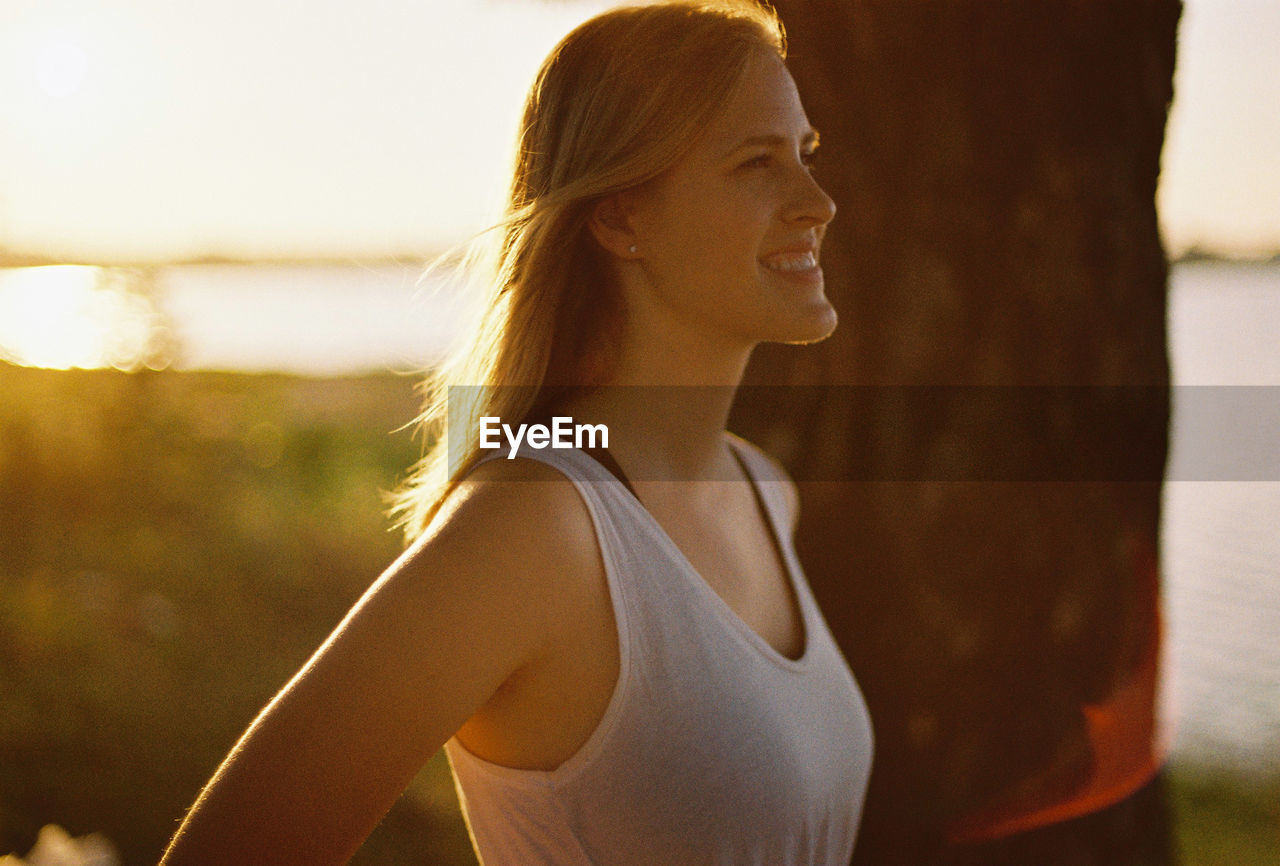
[387,454,606,659]
[402,455,602,602]
[386,454,612,746]
[435,453,597,530]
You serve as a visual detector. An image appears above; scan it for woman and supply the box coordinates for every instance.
[161,2,872,863]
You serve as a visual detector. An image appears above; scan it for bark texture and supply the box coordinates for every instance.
[731,1,1182,862]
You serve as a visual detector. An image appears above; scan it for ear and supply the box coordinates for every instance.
[588,191,642,260]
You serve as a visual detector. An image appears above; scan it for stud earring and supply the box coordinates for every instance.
[628,245,638,254]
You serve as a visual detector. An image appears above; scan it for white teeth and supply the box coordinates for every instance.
[762,251,817,272]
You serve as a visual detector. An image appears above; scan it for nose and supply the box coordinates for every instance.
[785,165,837,227]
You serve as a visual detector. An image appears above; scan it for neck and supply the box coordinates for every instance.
[561,357,750,483]
[555,278,760,480]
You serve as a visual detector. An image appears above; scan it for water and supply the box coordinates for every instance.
[160,261,476,375]
[1163,261,1280,773]
[1167,262,1280,386]
[0,260,474,375]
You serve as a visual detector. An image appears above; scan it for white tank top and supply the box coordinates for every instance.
[445,435,873,865]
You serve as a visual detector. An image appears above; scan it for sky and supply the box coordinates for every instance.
[1,0,1277,263]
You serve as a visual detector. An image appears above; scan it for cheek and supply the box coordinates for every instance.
[676,221,736,268]
[662,194,766,272]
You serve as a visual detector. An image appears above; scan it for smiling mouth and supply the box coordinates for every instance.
[761,250,819,272]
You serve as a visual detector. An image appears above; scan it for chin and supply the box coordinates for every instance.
[774,297,838,345]
[753,266,838,344]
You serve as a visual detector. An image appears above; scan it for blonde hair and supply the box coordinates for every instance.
[392,0,786,540]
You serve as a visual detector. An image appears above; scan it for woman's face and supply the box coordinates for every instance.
[626,49,838,349]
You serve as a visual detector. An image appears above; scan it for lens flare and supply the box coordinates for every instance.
[0,266,171,370]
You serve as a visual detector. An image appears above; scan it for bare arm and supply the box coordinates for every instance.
[161,461,598,865]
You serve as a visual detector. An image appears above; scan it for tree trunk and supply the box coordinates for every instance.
[733,1,1181,861]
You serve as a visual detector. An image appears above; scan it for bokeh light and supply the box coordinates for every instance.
[0,266,172,370]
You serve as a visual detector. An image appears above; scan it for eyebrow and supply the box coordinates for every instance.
[727,128,821,156]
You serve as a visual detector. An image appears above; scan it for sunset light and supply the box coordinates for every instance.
[0,4,1277,865]
[0,1,1270,260]
[0,266,169,370]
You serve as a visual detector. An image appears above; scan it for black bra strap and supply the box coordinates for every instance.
[585,442,768,526]
[728,445,773,534]
[584,447,640,499]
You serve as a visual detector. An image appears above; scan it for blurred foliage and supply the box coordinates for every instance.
[0,364,475,865]
[1167,767,1280,866]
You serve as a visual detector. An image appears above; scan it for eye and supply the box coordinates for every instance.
[801,148,819,171]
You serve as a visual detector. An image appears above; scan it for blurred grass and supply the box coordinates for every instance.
[0,364,475,865]
[2,363,1275,865]
[1167,767,1280,866]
